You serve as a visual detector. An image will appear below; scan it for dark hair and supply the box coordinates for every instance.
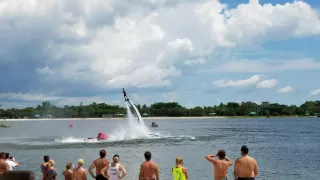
[217,150,226,159]
[100,150,106,158]
[241,145,249,154]
[144,151,151,161]
[44,155,50,162]
[5,153,9,159]
[0,152,5,159]
[113,154,119,158]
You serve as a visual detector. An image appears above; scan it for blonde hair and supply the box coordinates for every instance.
[48,160,55,167]
[113,156,119,162]
[176,157,183,164]
[78,159,84,166]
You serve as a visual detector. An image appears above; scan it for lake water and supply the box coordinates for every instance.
[0,117,319,180]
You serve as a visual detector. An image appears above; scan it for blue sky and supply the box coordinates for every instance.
[0,0,320,109]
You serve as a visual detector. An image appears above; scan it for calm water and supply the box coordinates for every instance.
[0,117,319,180]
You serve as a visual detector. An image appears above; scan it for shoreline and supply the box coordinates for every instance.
[0,115,312,122]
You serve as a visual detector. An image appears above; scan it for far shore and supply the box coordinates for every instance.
[0,115,313,122]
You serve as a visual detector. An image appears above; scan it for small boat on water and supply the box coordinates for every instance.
[151,122,158,127]
[1,123,10,128]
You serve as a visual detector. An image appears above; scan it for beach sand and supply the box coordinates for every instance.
[0,116,227,122]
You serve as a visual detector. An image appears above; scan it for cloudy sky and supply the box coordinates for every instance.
[0,0,320,109]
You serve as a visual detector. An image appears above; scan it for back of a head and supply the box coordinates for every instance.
[113,154,119,163]
[241,145,249,155]
[217,150,226,159]
[48,160,55,167]
[66,162,73,170]
[144,151,151,161]
[0,152,5,159]
[100,150,106,158]
[5,153,9,159]
[175,157,183,165]
[78,159,84,166]
[44,155,49,163]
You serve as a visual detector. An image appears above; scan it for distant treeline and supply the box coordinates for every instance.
[0,101,320,119]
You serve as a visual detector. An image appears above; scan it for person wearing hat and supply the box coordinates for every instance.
[73,159,87,180]
[101,154,127,180]
[172,157,188,180]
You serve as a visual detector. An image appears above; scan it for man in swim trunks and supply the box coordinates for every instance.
[139,151,159,180]
[205,150,233,180]
[74,159,87,180]
[0,152,9,174]
[89,149,109,180]
[234,145,258,180]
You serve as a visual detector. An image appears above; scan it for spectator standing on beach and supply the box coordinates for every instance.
[89,149,109,180]
[0,152,9,174]
[234,145,258,180]
[45,159,57,180]
[101,154,127,180]
[63,162,73,180]
[74,159,87,180]
[172,156,188,180]
[139,151,159,180]
[205,150,233,180]
[41,155,50,180]
[5,153,19,170]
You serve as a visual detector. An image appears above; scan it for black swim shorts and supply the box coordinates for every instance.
[96,174,107,180]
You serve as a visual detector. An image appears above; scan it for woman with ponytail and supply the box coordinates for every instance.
[101,154,127,180]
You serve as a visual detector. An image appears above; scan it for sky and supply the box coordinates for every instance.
[0,0,320,109]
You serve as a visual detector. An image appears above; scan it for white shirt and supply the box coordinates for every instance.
[107,163,120,180]
[5,160,16,171]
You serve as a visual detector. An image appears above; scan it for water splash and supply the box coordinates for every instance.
[128,99,145,125]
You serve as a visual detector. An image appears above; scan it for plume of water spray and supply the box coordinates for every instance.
[128,99,145,125]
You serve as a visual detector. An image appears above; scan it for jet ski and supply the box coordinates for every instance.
[85,132,109,141]
[151,122,158,127]
[1,123,10,128]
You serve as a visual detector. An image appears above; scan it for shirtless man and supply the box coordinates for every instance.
[63,162,73,180]
[139,151,160,180]
[89,150,109,180]
[0,152,9,174]
[73,159,87,180]
[41,155,50,179]
[234,145,258,180]
[205,150,233,180]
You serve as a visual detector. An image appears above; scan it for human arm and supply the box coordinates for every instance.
[88,161,96,179]
[139,164,143,180]
[83,169,88,180]
[233,159,239,179]
[254,161,258,177]
[205,154,217,164]
[155,165,160,180]
[100,165,109,179]
[12,157,19,167]
[183,167,188,180]
[119,165,127,179]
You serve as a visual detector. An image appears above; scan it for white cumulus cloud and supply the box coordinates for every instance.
[213,75,260,87]
[0,0,319,90]
[310,89,320,96]
[277,86,293,93]
[256,79,277,88]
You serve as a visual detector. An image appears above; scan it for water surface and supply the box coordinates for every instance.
[0,117,319,180]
